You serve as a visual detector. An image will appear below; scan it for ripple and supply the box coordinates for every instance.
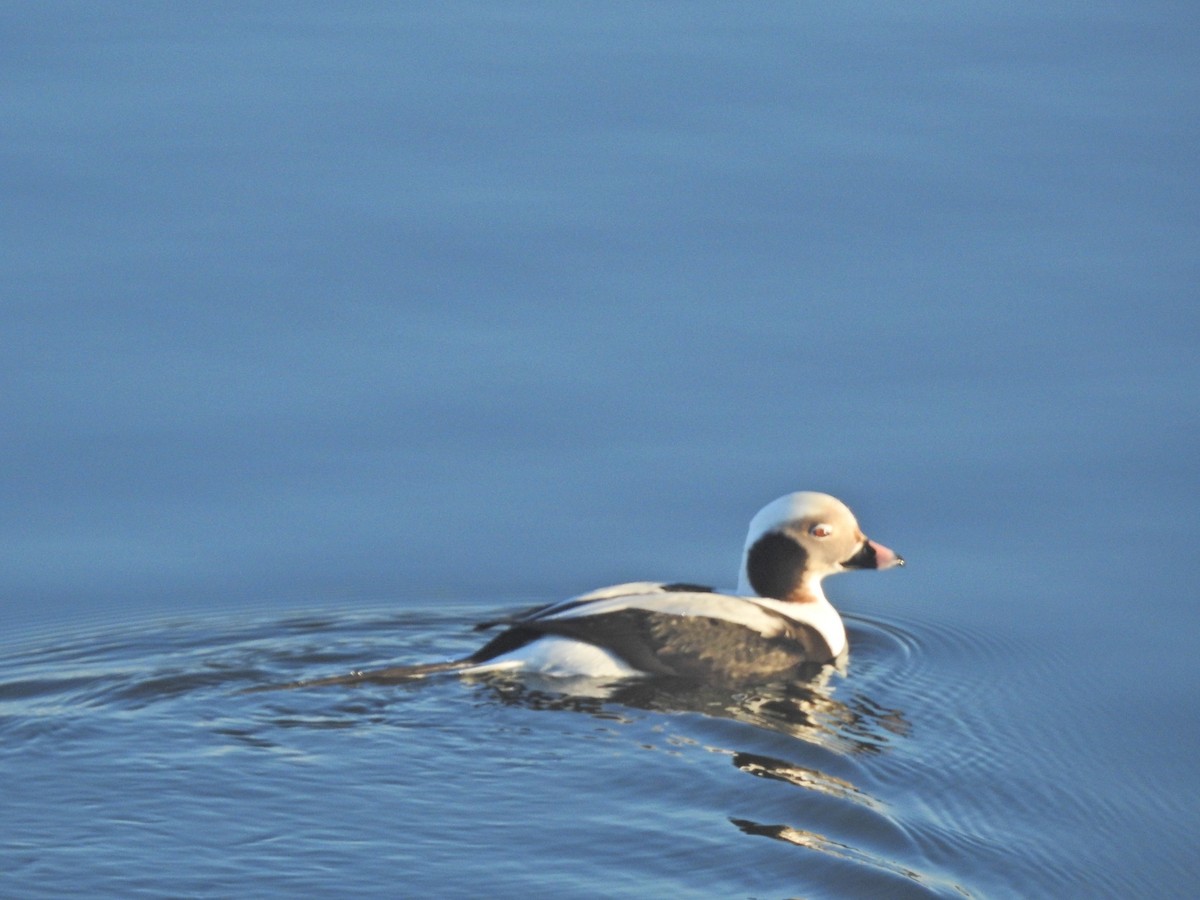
[831,609,1178,897]
[845,611,1018,694]
[842,612,1027,763]
[730,817,973,897]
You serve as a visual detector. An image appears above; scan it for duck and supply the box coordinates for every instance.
[270,492,904,690]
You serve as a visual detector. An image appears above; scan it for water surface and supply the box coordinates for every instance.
[3,3,1198,897]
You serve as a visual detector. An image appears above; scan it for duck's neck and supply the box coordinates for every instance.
[782,572,828,605]
[750,577,847,659]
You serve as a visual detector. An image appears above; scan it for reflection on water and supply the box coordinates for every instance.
[461,629,974,896]
[731,751,879,809]
[476,662,910,755]
[730,818,972,898]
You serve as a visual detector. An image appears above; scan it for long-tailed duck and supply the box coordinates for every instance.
[275,491,903,689]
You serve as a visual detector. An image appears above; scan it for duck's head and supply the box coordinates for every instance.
[736,491,904,602]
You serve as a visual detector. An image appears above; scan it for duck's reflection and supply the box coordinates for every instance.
[472,660,909,756]
[731,750,879,808]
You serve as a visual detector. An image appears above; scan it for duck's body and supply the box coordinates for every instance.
[460,580,848,680]
[273,492,904,690]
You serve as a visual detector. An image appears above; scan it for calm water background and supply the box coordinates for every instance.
[3,3,1198,897]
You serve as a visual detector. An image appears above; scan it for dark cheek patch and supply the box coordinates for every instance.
[745,531,808,599]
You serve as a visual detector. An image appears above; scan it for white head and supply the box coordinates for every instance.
[735,492,903,601]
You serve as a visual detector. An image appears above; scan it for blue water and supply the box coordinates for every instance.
[3,3,1198,897]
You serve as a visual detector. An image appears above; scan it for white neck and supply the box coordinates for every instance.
[749,591,847,658]
[738,573,847,658]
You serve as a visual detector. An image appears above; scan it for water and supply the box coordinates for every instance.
[3,3,1198,897]
[0,607,1036,897]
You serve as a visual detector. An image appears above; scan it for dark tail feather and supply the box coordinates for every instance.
[240,658,473,693]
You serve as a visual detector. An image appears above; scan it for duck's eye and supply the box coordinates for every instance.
[810,523,833,538]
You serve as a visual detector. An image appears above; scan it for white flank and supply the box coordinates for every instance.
[464,636,640,678]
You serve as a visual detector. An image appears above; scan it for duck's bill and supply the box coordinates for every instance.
[842,538,905,570]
